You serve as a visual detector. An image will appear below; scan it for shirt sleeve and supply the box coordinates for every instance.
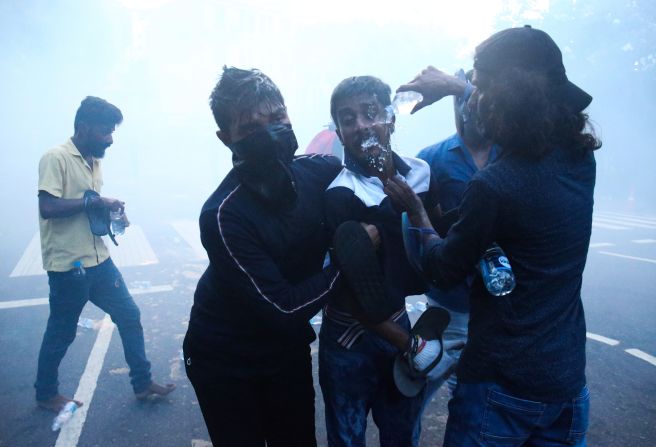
[38,151,65,197]
[213,204,342,328]
[424,177,499,289]
[324,187,368,234]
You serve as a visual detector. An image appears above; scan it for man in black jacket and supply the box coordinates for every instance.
[183,67,343,447]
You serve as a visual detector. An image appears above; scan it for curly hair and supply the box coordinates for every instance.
[474,67,601,158]
[209,66,284,132]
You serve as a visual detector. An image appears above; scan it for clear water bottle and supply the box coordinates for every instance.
[72,261,85,278]
[110,210,126,235]
[51,401,79,431]
[478,244,516,296]
[392,91,423,115]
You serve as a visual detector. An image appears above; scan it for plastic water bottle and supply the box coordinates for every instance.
[51,401,78,431]
[110,210,126,235]
[72,261,85,278]
[478,244,516,296]
[392,91,423,115]
[77,317,99,329]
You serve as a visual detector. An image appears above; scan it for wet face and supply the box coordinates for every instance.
[83,124,115,158]
[334,93,394,174]
[220,100,290,146]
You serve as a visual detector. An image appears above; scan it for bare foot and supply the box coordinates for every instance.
[135,381,176,400]
[37,394,83,413]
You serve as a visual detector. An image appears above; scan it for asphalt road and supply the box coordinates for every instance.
[0,209,654,446]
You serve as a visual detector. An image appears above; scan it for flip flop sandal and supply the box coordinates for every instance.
[393,307,451,397]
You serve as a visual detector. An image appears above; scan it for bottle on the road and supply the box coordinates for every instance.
[72,261,85,278]
[478,243,516,296]
[51,401,79,431]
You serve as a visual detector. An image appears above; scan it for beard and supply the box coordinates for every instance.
[90,144,109,159]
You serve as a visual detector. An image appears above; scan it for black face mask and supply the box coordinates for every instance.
[229,123,299,210]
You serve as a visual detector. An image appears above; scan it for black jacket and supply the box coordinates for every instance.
[186,154,343,377]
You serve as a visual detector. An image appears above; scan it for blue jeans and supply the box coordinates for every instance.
[35,258,151,401]
[422,306,469,407]
[443,382,590,446]
[319,314,423,447]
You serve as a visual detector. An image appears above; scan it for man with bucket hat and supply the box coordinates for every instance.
[385,26,600,445]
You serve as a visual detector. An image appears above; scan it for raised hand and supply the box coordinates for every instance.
[396,66,467,114]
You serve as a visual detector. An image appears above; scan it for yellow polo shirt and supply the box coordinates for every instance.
[38,139,110,272]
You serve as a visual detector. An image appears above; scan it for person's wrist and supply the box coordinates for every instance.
[448,78,467,97]
[410,209,432,228]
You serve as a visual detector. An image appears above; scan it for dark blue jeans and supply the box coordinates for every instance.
[319,314,423,447]
[444,382,590,446]
[35,258,151,401]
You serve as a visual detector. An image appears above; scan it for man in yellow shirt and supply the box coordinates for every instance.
[35,96,174,412]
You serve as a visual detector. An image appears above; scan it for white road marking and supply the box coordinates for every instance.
[0,285,174,310]
[587,333,656,367]
[632,239,656,244]
[106,225,159,268]
[9,233,42,277]
[171,220,207,261]
[598,251,656,265]
[0,298,49,310]
[625,348,656,367]
[593,217,656,229]
[10,226,158,277]
[592,221,629,230]
[586,332,620,346]
[55,314,115,447]
[596,212,656,225]
[129,284,174,295]
[589,242,615,248]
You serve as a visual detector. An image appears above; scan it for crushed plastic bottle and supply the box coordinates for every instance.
[110,210,126,235]
[478,244,516,296]
[392,91,423,115]
[405,302,416,313]
[310,315,323,326]
[51,401,78,431]
[415,301,427,312]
